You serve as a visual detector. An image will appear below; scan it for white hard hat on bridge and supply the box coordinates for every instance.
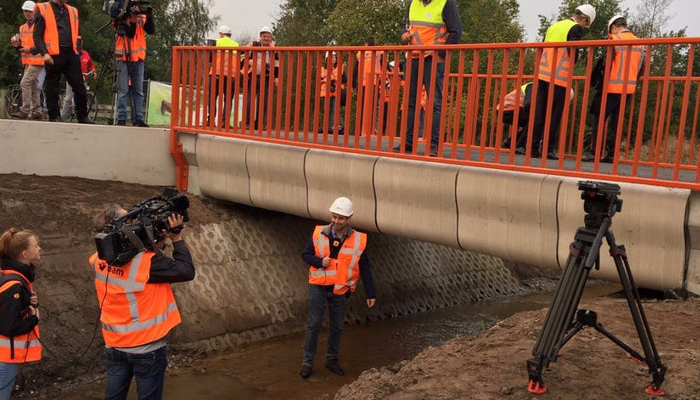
[575,4,596,27]
[219,25,232,34]
[21,1,35,11]
[260,26,273,35]
[607,15,626,33]
[329,197,353,217]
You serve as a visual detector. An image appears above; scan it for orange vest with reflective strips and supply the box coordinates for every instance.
[356,50,383,87]
[320,64,344,97]
[308,225,367,295]
[90,251,181,347]
[19,23,44,66]
[36,2,79,55]
[211,37,239,77]
[538,19,577,87]
[607,31,644,94]
[115,15,147,62]
[0,271,42,363]
[497,83,531,112]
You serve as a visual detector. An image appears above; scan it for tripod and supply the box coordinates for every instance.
[526,181,666,396]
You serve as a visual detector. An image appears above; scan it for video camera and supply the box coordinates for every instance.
[102,0,150,23]
[578,180,623,229]
[95,188,189,266]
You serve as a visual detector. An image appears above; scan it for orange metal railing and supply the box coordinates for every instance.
[170,38,700,191]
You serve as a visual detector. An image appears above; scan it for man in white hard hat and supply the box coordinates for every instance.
[586,15,644,163]
[10,1,44,120]
[207,25,240,126]
[299,197,376,379]
[528,4,595,160]
[242,26,278,130]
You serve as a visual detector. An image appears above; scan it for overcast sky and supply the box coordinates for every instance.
[210,0,698,42]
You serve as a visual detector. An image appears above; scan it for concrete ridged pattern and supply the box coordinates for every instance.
[174,215,526,352]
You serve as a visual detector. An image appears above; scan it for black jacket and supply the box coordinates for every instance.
[0,259,39,337]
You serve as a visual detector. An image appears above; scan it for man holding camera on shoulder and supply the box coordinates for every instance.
[90,204,194,400]
[111,1,154,127]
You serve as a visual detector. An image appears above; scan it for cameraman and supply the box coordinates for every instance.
[89,205,194,400]
[112,1,155,127]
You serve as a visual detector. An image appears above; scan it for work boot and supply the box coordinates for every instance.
[546,151,559,160]
[429,146,439,157]
[78,117,95,124]
[133,120,149,127]
[393,144,412,153]
[299,364,313,379]
[11,111,29,119]
[117,120,126,126]
[49,116,64,122]
[325,359,345,376]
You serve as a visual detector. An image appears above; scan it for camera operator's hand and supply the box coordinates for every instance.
[165,213,185,242]
[28,306,39,319]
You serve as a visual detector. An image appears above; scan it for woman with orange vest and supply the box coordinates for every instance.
[586,16,645,163]
[90,206,194,400]
[32,0,93,124]
[299,197,376,380]
[531,4,595,160]
[319,51,347,133]
[0,228,42,400]
[10,1,44,121]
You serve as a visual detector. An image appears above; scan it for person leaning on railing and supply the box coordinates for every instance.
[0,228,42,400]
[585,15,645,164]
[395,0,462,157]
[531,4,596,160]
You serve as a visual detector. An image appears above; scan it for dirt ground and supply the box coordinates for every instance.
[334,296,700,400]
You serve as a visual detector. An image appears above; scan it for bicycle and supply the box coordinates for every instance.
[62,70,97,121]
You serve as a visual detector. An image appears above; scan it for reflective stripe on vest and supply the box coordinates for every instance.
[36,2,79,56]
[538,19,577,86]
[211,36,240,76]
[333,232,364,294]
[91,251,181,347]
[408,0,448,48]
[19,23,44,65]
[356,50,382,87]
[497,82,530,112]
[320,65,344,97]
[115,15,147,61]
[607,31,644,94]
[0,272,42,363]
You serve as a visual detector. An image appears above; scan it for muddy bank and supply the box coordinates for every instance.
[334,296,700,400]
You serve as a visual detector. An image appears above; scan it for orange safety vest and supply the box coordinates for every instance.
[0,271,42,363]
[356,50,383,87]
[115,15,147,62]
[408,0,448,56]
[90,251,181,348]
[607,31,644,94]
[19,23,44,66]
[35,2,79,56]
[211,38,239,77]
[496,83,531,112]
[320,64,344,97]
[308,225,367,295]
[537,19,577,87]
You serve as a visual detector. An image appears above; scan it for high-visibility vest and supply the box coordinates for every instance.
[115,15,147,62]
[90,251,181,348]
[607,31,644,94]
[0,271,42,363]
[308,225,367,295]
[497,82,532,112]
[408,0,448,55]
[356,50,383,87]
[35,2,79,56]
[19,23,44,66]
[211,36,240,77]
[320,64,344,97]
[538,19,577,86]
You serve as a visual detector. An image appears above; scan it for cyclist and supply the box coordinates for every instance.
[10,1,44,120]
[60,37,95,120]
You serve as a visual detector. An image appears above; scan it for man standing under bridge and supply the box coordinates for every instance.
[299,197,376,379]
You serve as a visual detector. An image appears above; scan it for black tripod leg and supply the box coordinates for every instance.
[592,323,645,361]
[557,321,583,350]
[606,231,667,394]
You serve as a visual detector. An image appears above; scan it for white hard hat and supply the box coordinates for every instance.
[325,50,337,58]
[260,26,273,35]
[219,25,232,35]
[329,197,353,217]
[607,15,626,33]
[21,1,35,11]
[575,4,596,27]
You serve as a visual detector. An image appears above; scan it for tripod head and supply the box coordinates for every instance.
[578,180,623,230]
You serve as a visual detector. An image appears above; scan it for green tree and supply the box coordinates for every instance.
[459,0,523,44]
[538,0,627,41]
[324,0,404,46]
[274,0,340,45]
